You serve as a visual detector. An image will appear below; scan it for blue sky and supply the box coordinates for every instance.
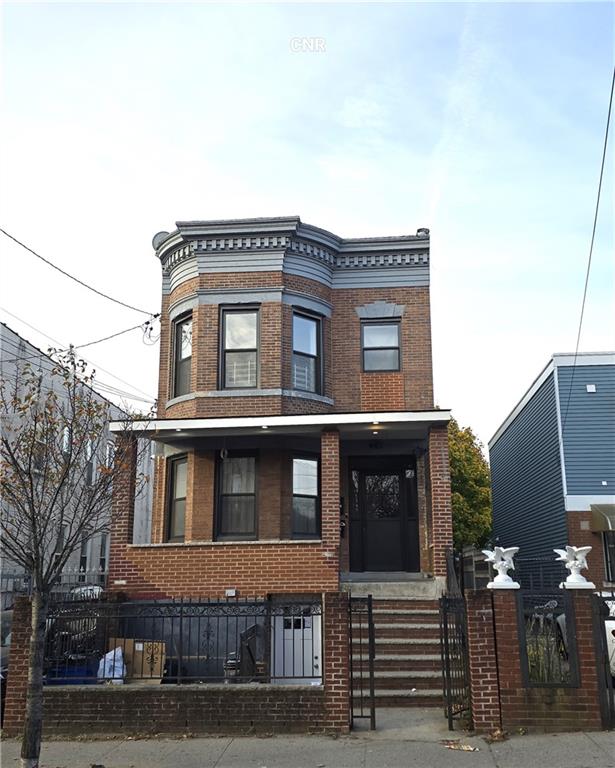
[1,1,613,447]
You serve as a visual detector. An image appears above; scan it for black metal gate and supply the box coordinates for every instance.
[349,595,376,730]
[592,590,615,730]
[439,594,471,730]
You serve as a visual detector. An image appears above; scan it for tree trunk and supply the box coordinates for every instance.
[20,592,48,768]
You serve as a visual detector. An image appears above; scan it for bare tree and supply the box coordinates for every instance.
[0,349,150,768]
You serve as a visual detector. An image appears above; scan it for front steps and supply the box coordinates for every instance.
[348,586,444,708]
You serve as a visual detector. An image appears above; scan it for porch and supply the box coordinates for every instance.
[108,410,453,598]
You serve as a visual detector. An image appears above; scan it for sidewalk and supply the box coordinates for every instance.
[2,709,614,768]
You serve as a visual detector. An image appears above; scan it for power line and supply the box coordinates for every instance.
[561,65,615,432]
[0,307,156,402]
[74,317,159,350]
[0,227,154,316]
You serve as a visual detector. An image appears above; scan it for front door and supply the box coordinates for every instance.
[349,460,420,572]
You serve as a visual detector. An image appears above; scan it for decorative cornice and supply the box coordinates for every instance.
[156,217,431,282]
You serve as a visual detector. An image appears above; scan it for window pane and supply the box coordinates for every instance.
[225,312,257,350]
[173,459,187,499]
[222,457,255,494]
[363,324,399,349]
[293,315,317,355]
[220,496,255,536]
[292,353,316,392]
[364,348,399,371]
[225,351,257,387]
[605,532,615,582]
[293,458,318,496]
[175,357,191,396]
[364,474,400,519]
[292,497,318,536]
[170,499,185,539]
[178,319,192,360]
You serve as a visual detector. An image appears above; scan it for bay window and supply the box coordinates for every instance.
[217,455,256,539]
[166,455,187,542]
[173,314,193,397]
[221,309,258,388]
[292,313,321,393]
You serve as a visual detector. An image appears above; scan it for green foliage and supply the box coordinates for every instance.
[448,417,492,550]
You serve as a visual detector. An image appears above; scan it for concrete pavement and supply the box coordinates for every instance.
[2,709,614,767]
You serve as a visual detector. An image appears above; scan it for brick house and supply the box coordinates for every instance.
[108,216,453,709]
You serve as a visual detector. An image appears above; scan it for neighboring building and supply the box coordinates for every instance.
[489,352,615,588]
[108,216,453,706]
[0,322,152,594]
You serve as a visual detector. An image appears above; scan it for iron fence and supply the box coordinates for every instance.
[349,595,376,730]
[439,595,471,730]
[43,596,322,685]
[516,591,578,687]
[1,569,108,609]
[592,589,615,729]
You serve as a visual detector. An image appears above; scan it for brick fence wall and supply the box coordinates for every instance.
[2,592,350,737]
[42,685,330,736]
[466,589,604,733]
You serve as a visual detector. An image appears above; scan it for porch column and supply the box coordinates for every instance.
[428,424,453,577]
[320,430,341,579]
[108,434,137,587]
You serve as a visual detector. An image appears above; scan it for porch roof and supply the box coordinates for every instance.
[110,409,451,443]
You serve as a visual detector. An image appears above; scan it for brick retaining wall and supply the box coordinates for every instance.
[42,684,330,736]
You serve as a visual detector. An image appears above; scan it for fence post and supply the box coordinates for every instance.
[323,591,351,734]
[465,590,501,733]
[2,595,32,736]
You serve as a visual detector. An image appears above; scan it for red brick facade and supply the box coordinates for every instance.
[567,511,608,586]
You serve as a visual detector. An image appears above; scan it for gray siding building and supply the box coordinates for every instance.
[489,352,615,587]
[0,323,152,592]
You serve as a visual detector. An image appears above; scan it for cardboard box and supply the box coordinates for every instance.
[108,638,166,681]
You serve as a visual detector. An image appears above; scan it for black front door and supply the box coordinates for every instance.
[349,460,420,572]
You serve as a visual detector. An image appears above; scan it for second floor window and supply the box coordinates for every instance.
[362,322,400,372]
[292,313,321,393]
[166,455,187,542]
[222,309,258,388]
[173,314,193,397]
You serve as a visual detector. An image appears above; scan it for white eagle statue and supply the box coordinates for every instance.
[483,546,520,589]
[554,545,595,589]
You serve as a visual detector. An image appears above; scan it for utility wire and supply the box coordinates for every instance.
[0,306,156,401]
[561,65,615,432]
[0,227,154,316]
[74,317,159,350]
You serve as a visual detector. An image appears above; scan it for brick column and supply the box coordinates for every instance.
[491,590,522,730]
[2,596,32,736]
[108,434,137,588]
[569,591,603,730]
[320,430,340,585]
[323,591,351,734]
[465,590,501,733]
[428,424,453,577]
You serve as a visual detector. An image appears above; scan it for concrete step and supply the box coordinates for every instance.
[344,579,442,600]
[354,656,442,672]
[373,689,443,708]
[374,626,440,641]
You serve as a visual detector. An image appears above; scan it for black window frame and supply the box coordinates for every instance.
[172,312,193,399]
[215,452,258,541]
[166,454,188,543]
[219,306,260,390]
[605,531,615,582]
[292,311,322,394]
[361,320,401,372]
[291,454,321,539]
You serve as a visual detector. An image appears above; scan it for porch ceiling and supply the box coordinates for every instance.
[110,409,451,444]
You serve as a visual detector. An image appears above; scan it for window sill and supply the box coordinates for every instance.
[129,539,324,549]
[166,389,334,407]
